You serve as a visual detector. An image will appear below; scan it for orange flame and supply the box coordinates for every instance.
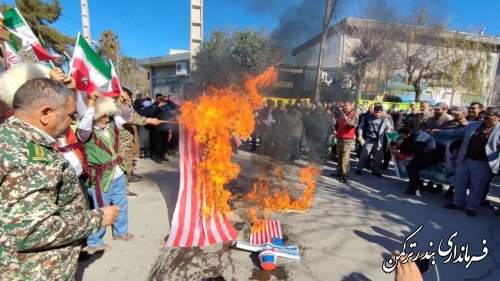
[246,165,320,231]
[179,66,278,216]
[244,65,278,110]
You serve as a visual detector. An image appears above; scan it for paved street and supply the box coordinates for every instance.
[77,145,500,281]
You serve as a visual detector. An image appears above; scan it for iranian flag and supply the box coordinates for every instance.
[1,12,20,69]
[70,33,111,97]
[4,34,20,69]
[102,60,122,97]
[1,8,54,61]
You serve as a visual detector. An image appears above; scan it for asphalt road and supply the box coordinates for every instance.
[77,146,500,281]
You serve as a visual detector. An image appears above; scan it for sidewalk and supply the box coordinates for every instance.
[76,157,176,281]
[77,151,500,281]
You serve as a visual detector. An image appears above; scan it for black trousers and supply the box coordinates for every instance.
[406,147,444,191]
[152,129,168,158]
[289,136,301,159]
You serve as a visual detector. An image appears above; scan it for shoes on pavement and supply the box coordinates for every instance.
[339,176,348,183]
[160,156,170,162]
[113,233,135,241]
[355,170,362,176]
[443,202,462,209]
[86,244,112,254]
[126,191,138,198]
[371,172,383,178]
[153,158,163,164]
[465,210,477,217]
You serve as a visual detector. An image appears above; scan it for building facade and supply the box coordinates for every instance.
[290,17,500,105]
[138,51,191,98]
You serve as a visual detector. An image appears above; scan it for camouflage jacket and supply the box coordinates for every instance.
[120,110,147,150]
[0,117,104,281]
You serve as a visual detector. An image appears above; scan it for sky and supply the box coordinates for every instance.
[3,0,500,59]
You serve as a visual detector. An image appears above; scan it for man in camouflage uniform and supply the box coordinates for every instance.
[119,88,161,198]
[0,78,119,280]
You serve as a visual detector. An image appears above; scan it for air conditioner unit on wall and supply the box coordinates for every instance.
[176,61,188,76]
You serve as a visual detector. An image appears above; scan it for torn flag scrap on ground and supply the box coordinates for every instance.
[250,220,282,245]
[235,242,300,260]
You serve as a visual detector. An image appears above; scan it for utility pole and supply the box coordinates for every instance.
[314,0,336,103]
[80,0,92,45]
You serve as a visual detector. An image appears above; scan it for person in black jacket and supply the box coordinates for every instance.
[390,104,404,131]
[402,105,420,132]
[394,128,440,196]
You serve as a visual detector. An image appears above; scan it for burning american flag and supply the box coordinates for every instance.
[166,126,238,247]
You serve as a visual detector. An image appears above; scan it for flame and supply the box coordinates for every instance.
[179,66,277,216]
[246,165,320,231]
[244,65,278,109]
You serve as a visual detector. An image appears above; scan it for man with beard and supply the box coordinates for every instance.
[433,107,500,217]
[467,102,484,121]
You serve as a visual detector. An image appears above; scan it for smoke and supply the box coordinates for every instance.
[269,0,325,50]
[246,0,450,54]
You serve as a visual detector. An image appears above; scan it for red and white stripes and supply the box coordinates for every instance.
[250,220,282,245]
[166,126,238,247]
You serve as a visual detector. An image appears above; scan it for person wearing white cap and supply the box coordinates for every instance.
[433,106,500,217]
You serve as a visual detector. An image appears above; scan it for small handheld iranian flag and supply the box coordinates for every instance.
[102,59,122,97]
[1,7,54,62]
[3,34,20,69]
[0,12,20,69]
[70,33,112,97]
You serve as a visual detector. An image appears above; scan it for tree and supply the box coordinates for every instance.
[193,28,285,88]
[341,19,396,102]
[438,31,495,104]
[97,30,120,66]
[394,7,449,102]
[95,30,148,95]
[118,56,149,95]
[0,0,73,55]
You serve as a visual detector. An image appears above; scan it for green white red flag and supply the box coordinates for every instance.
[102,60,122,97]
[1,8,54,62]
[70,33,112,97]
[3,35,20,69]
[1,11,20,69]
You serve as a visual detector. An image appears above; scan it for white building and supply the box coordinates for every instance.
[138,50,191,98]
[292,17,500,105]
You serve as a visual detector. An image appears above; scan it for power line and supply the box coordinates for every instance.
[102,0,155,56]
[121,0,156,50]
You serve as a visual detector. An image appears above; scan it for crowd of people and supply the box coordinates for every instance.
[250,98,500,217]
[0,62,498,280]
